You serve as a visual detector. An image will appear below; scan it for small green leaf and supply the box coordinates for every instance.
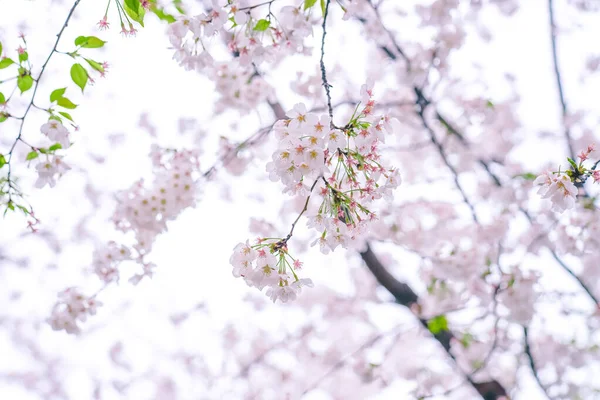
[17,75,34,93]
[50,87,67,103]
[253,19,271,31]
[151,6,176,23]
[26,151,39,161]
[320,0,326,14]
[48,115,62,123]
[173,0,185,14]
[7,201,15,211]
[0,92,5,104]
[70,63,88,92]
[427,315,449,335]
[567,157,578,170]
[304,0,318,10]
[460,332,474,348]
[48,143,63,151]
[75,36,106,48]
[0,112,7,123]
[38,147,48,154]
[58,111,74,122]
[124,0,146,27]
[84,58,104,73]
[486,100,494,108]
[0,154,6,168]
[0,42,2,56]
[57,97,77,109]
[0,58,14,69]
[516,172,537,180]
[18,51,28,63]
[16,204,30,215]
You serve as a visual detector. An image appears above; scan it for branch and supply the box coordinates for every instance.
[548,0,576,160]
[6,0,82,192]
[415,93,479,223]
[360,244,508,400]
[320,0,334,123]
[523,326,553,399]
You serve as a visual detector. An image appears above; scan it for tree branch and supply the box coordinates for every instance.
[523,326,553,399]
[548,0,576,160]
[360,244,508,400]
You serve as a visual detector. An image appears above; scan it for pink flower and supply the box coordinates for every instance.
[97,16,110,30]
[593,170,600,183]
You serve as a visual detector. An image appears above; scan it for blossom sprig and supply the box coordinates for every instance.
[229,238,313,303]
[96,0,151,36]
[267,84,401,253]
[48,287,102,334]
[534,144,598,212]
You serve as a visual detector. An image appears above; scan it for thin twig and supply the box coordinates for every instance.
[6,0,82,188]
[548,0,576,160]
[523,326,553,399]
[320,0,334,124]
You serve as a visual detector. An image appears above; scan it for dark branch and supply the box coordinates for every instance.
[320,0,334,123]
[548,0,576,160]
[360,244,507,400]
[523,326,553,399]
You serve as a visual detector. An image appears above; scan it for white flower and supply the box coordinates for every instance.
[40,120,70,149]
[34,155,71,188]
[534,171,577,213]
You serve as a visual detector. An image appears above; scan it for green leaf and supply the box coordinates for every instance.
[0,154,6,168]
[0,112,7,123]
[173,0,185,14]
[26,151,39,161]
[0,58,14,69]
[427,315,449,335]
[124,0,146,27]
[57,97,77,109]
[75,36,106,48]
[48,143,63,151]
[253,19,271,31]
[50,87,67,103]
[0,92,5,104]
[16,204,30,215]
[58,111,74,122]
[84,58,104,73]
[516,172,537,180]
[49,115,62,123]
[304,0,318,10]
[460,332,474,348]
[17,75,34,93]
[70,63,88,92]
[486,100,494,108]
[567,157,578,170]
[38,147,48,154]
[151,6,176,23]
[0,42,2,56]
[18,51,28,63]
[320,0,326,14]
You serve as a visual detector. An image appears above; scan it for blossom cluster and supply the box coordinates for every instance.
[167,1,315,112]
[113,145,202,254]
[266,86,401,254]
[534,144,598,213]
[229,239,313,303]
[167,1,314,70]
[230,86,401,303]
[208,61,275,114]
[48,288,101,334]
[92,241,131,284]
